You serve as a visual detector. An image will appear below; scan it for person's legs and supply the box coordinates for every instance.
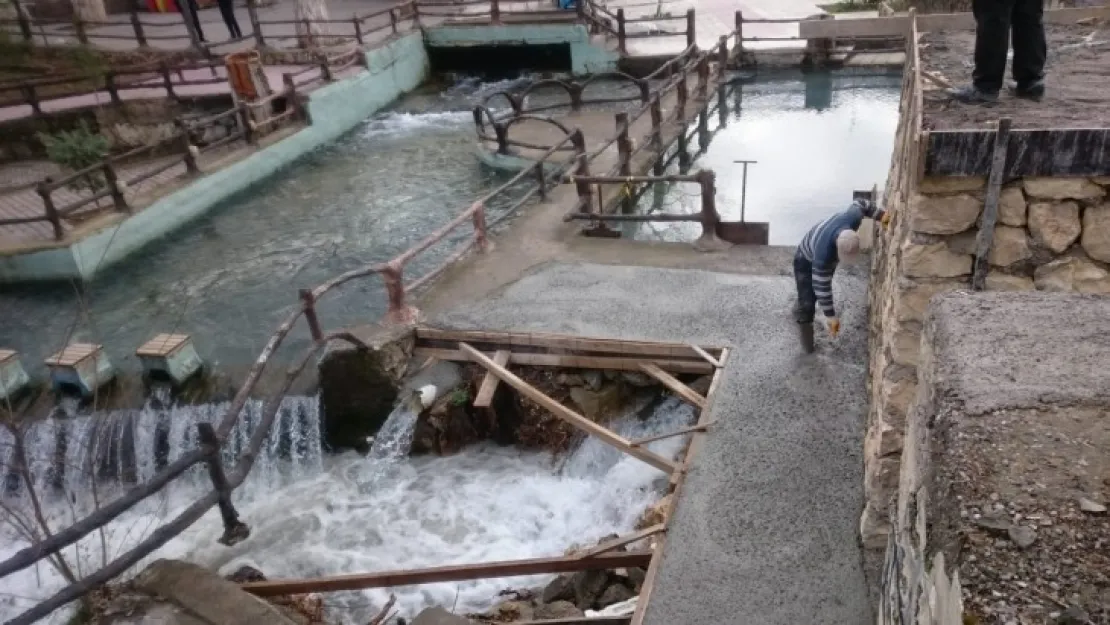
[183,0,205,42]
[971,0,1013,94]
[792,252,816,325]
[218,0,242,38]
[1010,0,1046,97]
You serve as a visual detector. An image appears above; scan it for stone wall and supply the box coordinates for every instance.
[864,148,1110,545]
[877,292,1110,624]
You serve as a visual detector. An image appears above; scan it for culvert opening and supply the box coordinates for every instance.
[427,43,573,76]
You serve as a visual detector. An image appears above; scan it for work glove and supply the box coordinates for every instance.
[880,210,892,228]
[826,317,841,338]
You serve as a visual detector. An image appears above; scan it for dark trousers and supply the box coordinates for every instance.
[972,0,1046,93]
[182,0,205,42]
[792,251,816,325]
[218,0,242,39]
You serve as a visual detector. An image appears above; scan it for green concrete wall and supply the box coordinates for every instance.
[424,23,618,75]
[0,33,430,283]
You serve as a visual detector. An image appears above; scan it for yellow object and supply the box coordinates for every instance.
[880,211,892,227]
[827,317,840,338]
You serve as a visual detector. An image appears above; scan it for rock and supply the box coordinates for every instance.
[910,193,981,235]
[1056,605,1091,625]
[902,242,972,278]
[988,225,1032,267]
[1080,204,1110,262]
[133,560,298,625]
[412,607,472,625]
[1028,201,1082,253]
[486,600,533,621]
[1023,177,1106,201]
[619,371,654,387]
[555,373,586,387]
[1034,257,1110,294]
[893,279,959,323]
[985,273,1034,291]
[582,370,604,391]
[1078,497,1107,514]
[572,570,609,610]
[1007,525,1036,549]
[998,186,1027,226]
[569,384,625,420]
[635,494,671,529]
[225,566,267,583]
[622,567,647,592]
[687,375,711,396]
[542,574,575,604]
[918,176,985,194]
[597,583,635,608]
[534,601,583,620]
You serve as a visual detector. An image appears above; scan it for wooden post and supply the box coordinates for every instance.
[319,54,333,81]
[569,82,584,111]
[160,63,177,100]
[458,343,678,474]
[971,117,1013,291]
[282,73,300,120]
[352,16,364,44]
[491,0,501,23]
[73,15,89,44]
[380,265,417,324]
[105,72,121,105]
[697,56,709,98]
[473,350,511,407]
[534,162,546,200]
[248,0,265,46]
[617,8,626,54]
[129,9,148,46]
[238,102,256,145]
[649,94,662,151]
[717,35,728,69]
[616,112,633,213]
[575,0,585,22]
[696,169,719,243]
[735,10,742,51]
[718,81,728,126]
[174,117,200,174]
[299,289,324,341]
[636,79,649,104]
[103,163,128,212]
[22,85,42,117]
[639,362,706,408]
[390,8,398,33]
[472,203,489,252]
[571,129,589,176]
[685,8,695,49]
[14,0,32,42]
[676,73,687,119]
[196,423,251,547]
[493,123,509,155]
[37,182,63,240]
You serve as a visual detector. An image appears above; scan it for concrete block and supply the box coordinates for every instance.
[44,343,114,398]
[136,333,203,385]
[0,350,30,401]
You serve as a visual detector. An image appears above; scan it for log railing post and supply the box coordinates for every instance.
[676,73,687,118]
[696,56,709,98]
[248,0,265,46]
[352,16,364,44]
[15,0,32,42]
[160,62,177,100]
[196,423,250,547]
[319,54,333,81]
[73,15,89,44]
[103,163,128,212]
[129,9,148,46]
[735,10,742,51]
[471,203,488,252]
[174,117,200,174]
[105,72,121,105]
[697,169,720,243]
[389,8,398,33]
[571,129,592,212]
[569,83,583,111]
[575,0,585,22]
[616,8,626,54]
[238,102,257,145]
[491,0,501,23]
[636,79,649,104]
[299,289,324,341]
[534,162,546,200]
[493,123,509,154]
[717,35,728,70]
[649,94,662,151]
[615,112,631,175]
[380,264,418,325]
[685,8,695,49]
[37,181,63,240]
[282,74,301,120]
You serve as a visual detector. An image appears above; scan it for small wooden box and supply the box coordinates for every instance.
[136,334,203,385]
[0,350,30,401]
[45,343,114,397]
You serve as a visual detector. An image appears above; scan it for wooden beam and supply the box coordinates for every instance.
[514,618,630,625]
[414,347,714,375]
[458,343,679,474]
[580,524,665,559]
[798,6,1110,39]
[241,551,652,597]
[473,350,510,407]
[416,327,724,361]
[688,344,721,368]
[971,118,1013,291]
[630,422,714,447]
[638,362,706,409]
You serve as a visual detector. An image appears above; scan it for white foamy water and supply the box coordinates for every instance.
[0,394,693,624]
[361,111,473,137]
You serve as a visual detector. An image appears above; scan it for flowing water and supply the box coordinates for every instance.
[0,394,693,623]
[628,69,903,245]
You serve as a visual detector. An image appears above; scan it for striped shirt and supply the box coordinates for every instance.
[797,199,883,318]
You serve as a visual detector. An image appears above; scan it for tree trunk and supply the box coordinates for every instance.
[71,0,106,23]
[294,0,329,48]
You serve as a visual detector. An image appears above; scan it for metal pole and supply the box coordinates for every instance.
[732,160,756,222]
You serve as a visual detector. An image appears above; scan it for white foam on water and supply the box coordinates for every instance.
[361,111,473,137]
[0,394,693,625]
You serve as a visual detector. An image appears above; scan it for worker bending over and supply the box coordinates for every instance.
[794,198,886,342]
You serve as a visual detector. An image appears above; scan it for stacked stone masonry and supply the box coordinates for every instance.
[863,174,1110,549]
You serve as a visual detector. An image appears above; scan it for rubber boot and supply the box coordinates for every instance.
[798,322,815,354]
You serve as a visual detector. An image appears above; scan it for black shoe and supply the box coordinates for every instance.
[1010,79,1045,101]
[948,85,999,105]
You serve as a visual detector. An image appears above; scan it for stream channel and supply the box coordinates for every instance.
[0,69,901,623]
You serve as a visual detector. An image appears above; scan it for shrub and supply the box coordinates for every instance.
[37,120,111,193]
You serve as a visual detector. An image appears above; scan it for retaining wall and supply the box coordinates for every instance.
[0,32,430,283]
[423,23,619,75]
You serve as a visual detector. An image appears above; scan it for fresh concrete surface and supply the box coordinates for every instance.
[426,260,873,625]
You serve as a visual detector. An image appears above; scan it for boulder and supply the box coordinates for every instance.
[985,273,1034,291]
[892,279,960,323]
[131,560,298,625]
[1033,257,1110,294]
[597,583,635,608]
[901,241,972,278]
[909,193,981,235]
[569,383,626,420]
[572,570,610,610]
[1028,201,1081,253]
[534,601,584,619]
[1022,177,1105,201]
[484,600,533,622]
[1080,203,1110,262]
[620,567,647,593]
[412,607,472,625]
[542,574,575,604]
[635,493,671,529]
[998,186,1027,226]
[987,225,1032,267]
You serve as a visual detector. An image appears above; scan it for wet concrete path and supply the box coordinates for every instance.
[424,260,872,625]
